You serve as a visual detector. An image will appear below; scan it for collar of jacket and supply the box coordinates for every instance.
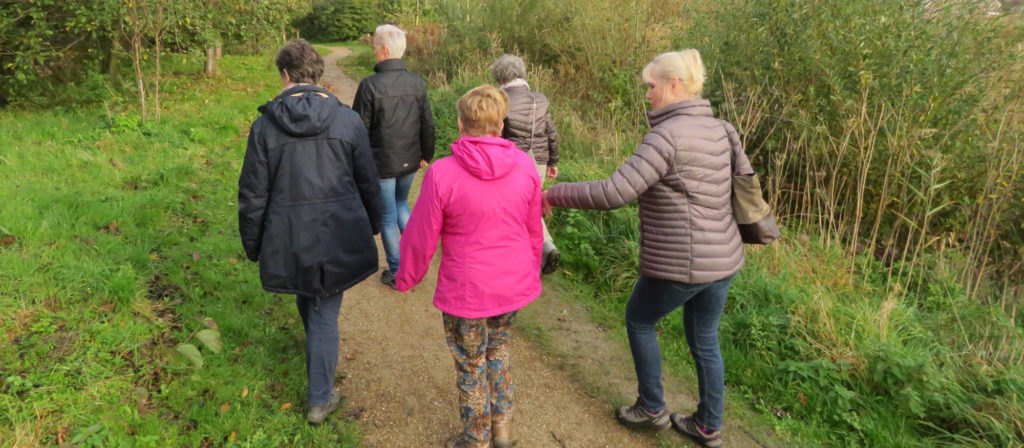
[646,98,714,127]
[260,84,335,112]
[373,58,407,73]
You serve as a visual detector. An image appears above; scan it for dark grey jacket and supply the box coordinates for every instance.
[546,99,747,284]
[352,58,435,178]
[501,85,559,167]
[239,85,381,296]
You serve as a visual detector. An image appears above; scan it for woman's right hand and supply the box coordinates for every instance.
[542,190,554,216]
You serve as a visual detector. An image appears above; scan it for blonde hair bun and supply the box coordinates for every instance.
[642,49,706,97]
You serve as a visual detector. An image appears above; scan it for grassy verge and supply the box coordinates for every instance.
[0,53,361,447]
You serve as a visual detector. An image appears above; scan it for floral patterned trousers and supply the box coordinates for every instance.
[442,311,517,447]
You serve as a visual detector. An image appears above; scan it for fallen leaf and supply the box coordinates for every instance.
[192,252,201,261]
[110,158,123,168]
[98,303,115,313]
[103,221,120,235]
[135,386,149,416]
[279,402,292,411]
[219,402,230,414]
[175,343,204,368]
[345,353,356,361]
[228,257,237,264]
[798,392,808,405]
[196,329,222,354]
[201,317,219,331]
[149,253,159,260]
[1,236,15,246]
[228,430,237,444]
[241,387,249,398]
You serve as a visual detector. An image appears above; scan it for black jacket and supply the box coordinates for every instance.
[352,58,435,178]
[239,85,381,297]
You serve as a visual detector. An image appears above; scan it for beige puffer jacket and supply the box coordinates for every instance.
[547,99,749,284]
[501,85,560,167]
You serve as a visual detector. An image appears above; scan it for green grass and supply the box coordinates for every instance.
[329,41,376,81]
[0,53,361,447]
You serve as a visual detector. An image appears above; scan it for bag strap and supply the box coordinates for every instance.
[527,92,538,157]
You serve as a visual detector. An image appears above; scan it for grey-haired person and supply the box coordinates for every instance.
[491,54,562,275]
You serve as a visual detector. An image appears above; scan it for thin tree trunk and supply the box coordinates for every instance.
[205,48,216,75]
[129,1,147,124]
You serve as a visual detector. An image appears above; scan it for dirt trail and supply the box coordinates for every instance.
[320,46,776,448]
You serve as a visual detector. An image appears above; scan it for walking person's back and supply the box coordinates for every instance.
[238,39,380,426]
[352,24,435,288]
[397,85,542,448]
[492,54,562,274]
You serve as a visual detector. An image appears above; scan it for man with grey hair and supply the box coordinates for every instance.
[492,54,562,275]
[353,24,436,289]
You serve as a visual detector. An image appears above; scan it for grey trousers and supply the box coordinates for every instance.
[296,292,343,406]
[534,163,553,245]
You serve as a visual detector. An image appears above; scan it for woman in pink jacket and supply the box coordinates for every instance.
[396,85,543,448]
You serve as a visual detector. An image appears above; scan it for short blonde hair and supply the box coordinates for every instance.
[642,49,706,98]
[373,24,407,59]
[457,85,509,137]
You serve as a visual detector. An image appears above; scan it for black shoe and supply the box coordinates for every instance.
[380,270,396,289]
[541,248,561,275]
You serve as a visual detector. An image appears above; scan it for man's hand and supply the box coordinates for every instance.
[420,159,429,169]
[546,166,558,180]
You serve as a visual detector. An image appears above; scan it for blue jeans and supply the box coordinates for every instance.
[296,292,343,406]
[378,172,415,273]
[625,274,735,431]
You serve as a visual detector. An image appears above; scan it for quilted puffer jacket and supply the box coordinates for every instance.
[546,99,748,284]
[501,85,559,167]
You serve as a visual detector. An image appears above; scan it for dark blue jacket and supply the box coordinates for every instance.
[239,85,381,296]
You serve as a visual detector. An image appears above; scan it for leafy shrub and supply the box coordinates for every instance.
[295,0,376,42]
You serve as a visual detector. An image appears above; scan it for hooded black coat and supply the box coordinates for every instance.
[239,85,382,297]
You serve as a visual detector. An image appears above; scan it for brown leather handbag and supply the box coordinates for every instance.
[732,172,781,244]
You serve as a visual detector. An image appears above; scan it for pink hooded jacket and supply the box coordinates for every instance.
[396,136,543,318]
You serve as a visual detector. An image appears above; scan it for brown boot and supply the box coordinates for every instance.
[491,421,517,448]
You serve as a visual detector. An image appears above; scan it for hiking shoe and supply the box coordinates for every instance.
[616,401,670,430]
[492,421,518,448]
[380,269,396,290]
[306,389,342,425]
[671,413,723,447]
[541,246,561,275]
[444,434,484,448]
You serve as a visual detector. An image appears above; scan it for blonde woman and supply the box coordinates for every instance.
[544,49,750,447]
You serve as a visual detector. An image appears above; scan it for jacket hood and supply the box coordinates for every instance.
[258,85,338,137]
[451,136,524,180]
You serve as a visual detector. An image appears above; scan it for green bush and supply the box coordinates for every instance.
[295,0,376,42]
